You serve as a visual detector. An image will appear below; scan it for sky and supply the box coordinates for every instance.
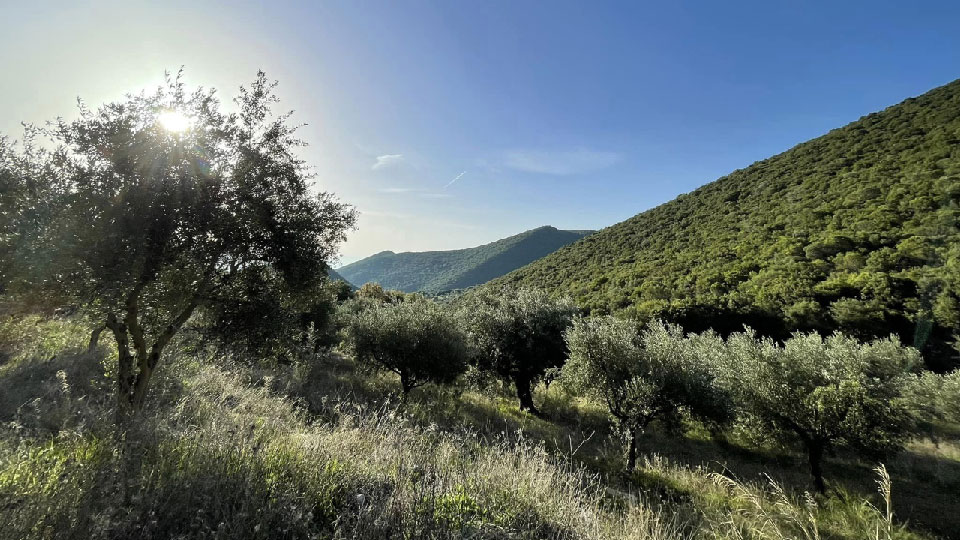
[2,1,959,266]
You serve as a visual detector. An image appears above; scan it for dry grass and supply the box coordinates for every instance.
[0,316,953,539]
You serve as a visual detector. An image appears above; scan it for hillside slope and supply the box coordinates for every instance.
[326,267,354,288]
[338,226,593,293]
[495,79,960,369]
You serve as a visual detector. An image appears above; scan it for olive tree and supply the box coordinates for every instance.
[2,72,356,421]
[727,330,919,493]
[202,269,346,361]
[340,297,469,394]
[563,318,732,471]
[462,288,577,415]
[903,369,960,433]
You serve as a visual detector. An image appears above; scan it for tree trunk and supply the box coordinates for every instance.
[399,372,415,397]
[105,313,135,424]
[626,425,639,472]
[515,375,541,416]
[87,325,106,353]
[807,441,826,494]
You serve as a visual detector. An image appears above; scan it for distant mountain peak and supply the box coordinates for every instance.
[338,226,593,293]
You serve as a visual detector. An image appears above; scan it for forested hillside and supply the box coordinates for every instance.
[326,267,354,288]
[338,226,592,293]
[496,79,960,370]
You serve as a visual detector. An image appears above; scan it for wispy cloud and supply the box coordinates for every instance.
[443,170,466,189]
[378,187,419,193]
[504,149,621,175]
[372,154,403,170]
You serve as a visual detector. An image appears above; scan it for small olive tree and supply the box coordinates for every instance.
[462,288,577,415]
[727,330,919,493]
[2,72,357,421]
[903,369,960,433]
[563,318,732,471]
[340,297,469,395]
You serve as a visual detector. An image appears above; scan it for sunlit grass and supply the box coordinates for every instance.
[0,315,953,539]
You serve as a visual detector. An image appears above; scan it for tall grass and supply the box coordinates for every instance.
[0,316,947,539]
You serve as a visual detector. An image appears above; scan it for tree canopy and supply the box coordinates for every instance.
[461,287,577,415]
[340,296,469,394]
[563,318,732,470]
[724,330,919,493]
[1,72,356,419]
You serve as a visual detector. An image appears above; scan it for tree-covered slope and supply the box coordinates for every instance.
[326,267,354,288]
[496,79,960,369]
[337,226,593,293]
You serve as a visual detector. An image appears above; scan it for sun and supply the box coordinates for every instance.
[158,110,191,132]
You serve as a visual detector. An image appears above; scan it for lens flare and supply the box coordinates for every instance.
[158,110,191,132]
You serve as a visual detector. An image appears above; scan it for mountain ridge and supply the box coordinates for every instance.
[338,226,594,293]
[494,79,960,369]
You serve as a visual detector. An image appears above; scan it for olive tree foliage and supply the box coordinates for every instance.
[903,369,960,429]
[0,131,64,308]
[201,269,347,362]
[461,288,577,415]
[725,331,919,493]
[0,72,357,421]
[340,297,469,395]
[563,318,733,471]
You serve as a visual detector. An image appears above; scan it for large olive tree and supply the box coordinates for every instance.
[462,288,577,415]
[726,331,919,493]
[563,318,732,471]
[2,72,356,421]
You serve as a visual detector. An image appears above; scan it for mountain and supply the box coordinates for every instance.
[337,226,594,293]
[494,80,960,369]
[326,267,355,288]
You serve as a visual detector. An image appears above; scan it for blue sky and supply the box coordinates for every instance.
[2,1,959,264]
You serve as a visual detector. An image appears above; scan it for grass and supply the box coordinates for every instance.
[0,315,956,539]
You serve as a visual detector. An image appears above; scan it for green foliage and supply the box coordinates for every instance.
[725,331,919,492]
[0,72,356,416]
[563,318,733,469]
[494,79,960,370]
[903,369,960,426]
[338,226,592,293]
[202,271,346,362]
[0,316,951,539]
[461,288,577,414]
[340,297,469,393]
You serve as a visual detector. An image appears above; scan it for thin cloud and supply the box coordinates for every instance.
[443,170,466,189]
[372,154,403,170]
[378,187,420,193]
[504,149,620,175]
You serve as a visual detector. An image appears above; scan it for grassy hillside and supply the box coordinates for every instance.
[338,226,593,293]
[495,79,960,369]
[2,315,956,539]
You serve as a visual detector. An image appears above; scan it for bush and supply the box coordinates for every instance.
[340,297,468,394]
